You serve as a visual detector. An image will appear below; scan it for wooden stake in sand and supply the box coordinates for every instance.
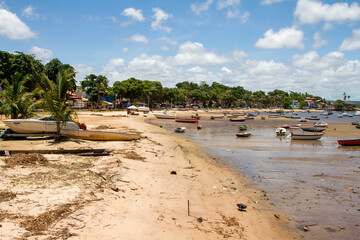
[188,200,190,216]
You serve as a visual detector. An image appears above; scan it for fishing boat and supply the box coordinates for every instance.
[2,117,80,134]
[268,114,280,118]
[351,121,359,125]
[306,116,320,121]
[229,118,246,122]
[62,130,140,141]
[275,128,286,136]
[238,125,248,131]
[174,127,186,133]
[153,113,175,119]
[236,132,251,137]
[290,132,324,140]
[337,139,360,146]
[281,124,301,129]
[174,117,200,123]
[300,127,325,132]
[313,122,328,127]
[210,115,224,120]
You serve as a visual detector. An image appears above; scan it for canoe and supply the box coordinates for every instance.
[236,132,251,137]
[175,117,200,123]
[229,118,246,122]
[62,130,140,141]
[337,139,360,146]
[290,132,324,140]
[300,127,325,132]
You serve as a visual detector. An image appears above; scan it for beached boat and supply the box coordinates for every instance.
[281,124,301,129]
[300,127,325,132]
[210,115,224,119]
[290,132,324,140]
[313,122,328,127]
[174,127,186,133]
[351,121,359,125]
[306,117,320,121]
[238,125,248,131]
[236,132,251,137]
[175,117,200,123]
[2,117,80,134]
[268,114,280,118]
[275,128,286,136]
[62,130,140,141]
[229,118,246,122]
[337,139,360,146]
[153,113,175,119]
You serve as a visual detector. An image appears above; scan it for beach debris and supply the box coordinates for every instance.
[274,214,280,219]
[302,226,309,231]
[5,153,48,167]
[170,170,177,175]
[197,217,203,223]
[236,203,247,211]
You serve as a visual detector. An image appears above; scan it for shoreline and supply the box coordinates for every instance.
[0,111,302,239]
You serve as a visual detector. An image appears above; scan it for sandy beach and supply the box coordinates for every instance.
[0,109,358,239]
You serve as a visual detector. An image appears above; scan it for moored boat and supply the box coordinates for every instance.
[174,127,186,133]
[337,139,360,146]
[290,132,324,140]
[2,117,80,134]
[300,127,325,132]
[210,115,224,120]
[229,118,246,122]
[314,122,328,128]
[236,132,251,137]
[62,130,140,141]
[281,124,301,129]
[154,113,175,119]
[238,125,248,131]
[175,117,200,123]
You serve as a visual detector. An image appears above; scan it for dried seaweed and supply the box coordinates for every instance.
[5,153,48,167]
[0,190,17,202]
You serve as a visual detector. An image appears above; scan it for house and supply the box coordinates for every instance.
[290,100,299,109]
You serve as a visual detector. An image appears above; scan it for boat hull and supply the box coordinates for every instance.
[175,117,200,123]
[62,130,140,141]
[154,114,175,119]
[3,119,79,134]
[290,133,324,140]
[337,139,360,146]
[229,118,246,122]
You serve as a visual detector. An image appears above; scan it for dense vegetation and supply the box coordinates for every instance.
[0,51,355,115]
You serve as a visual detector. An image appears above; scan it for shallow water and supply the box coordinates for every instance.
[148,115,360,240]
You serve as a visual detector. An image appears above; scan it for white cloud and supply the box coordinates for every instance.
[174,41,230,66]
[243,59,289,76]
[102,58,125,72]
[221,66,232,73]
[22,6,40,19]
[29,46,53,63]
[312,32,328,49]
[295,0,360,24]
[292,51,345,71]
[339,28,360,51]
[191,0,214,15]
[127,34,148,44]
[73,63,96,82]
[158,37,178,45]
[151,8,171,33]
[261,0,284,5]
[121,8,144,26]
[122,47,128,53]
[188,66,207,73]
[217,0,240,10]
[255,27,305,49]
[0,8,37,40]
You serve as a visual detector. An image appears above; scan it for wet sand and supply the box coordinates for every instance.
[148,109,360,240]
[0,111,300,240]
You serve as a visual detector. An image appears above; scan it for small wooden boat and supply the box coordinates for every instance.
[238,125,248,131]
[175,117,200,123]
[281,124,301,129]
[174,127,186,133]
[275,128,286,136]
[236,132,251,137]
[306,117,320,121]
[62,130,140,141]
[245,117,254,120]
[210,115,224,120]
[337,139,360,146]
[229,118,246,122]
[351,121,359,125]
[268,114,280,118]
[154,113,175,119]
[290,132,324,140]
[313,122,328,127]
[300,127,325,132]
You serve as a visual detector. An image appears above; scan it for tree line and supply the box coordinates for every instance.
[1,51,343,118]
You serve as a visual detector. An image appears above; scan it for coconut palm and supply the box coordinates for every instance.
[0,74,42,119]
[38,68,75,141]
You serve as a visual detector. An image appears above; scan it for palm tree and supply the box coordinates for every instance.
[38,69,75,141]
[0,74,42,119]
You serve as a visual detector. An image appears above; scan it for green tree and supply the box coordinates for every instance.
[81,74,109,108]
[0,74,42,119]
[333,99,346,111]
[45,58,77,92]
[38,69,75,141]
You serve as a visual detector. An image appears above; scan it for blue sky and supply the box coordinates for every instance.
[1,0,360,100]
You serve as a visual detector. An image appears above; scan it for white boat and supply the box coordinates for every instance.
[2,117,80,134]
[153,113,175,119]
[290,132,324,140]
[275,128,286,136]
[174,127,186,133]
[313,122,328,128]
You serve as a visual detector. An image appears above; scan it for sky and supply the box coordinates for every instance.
[1,0,360,101]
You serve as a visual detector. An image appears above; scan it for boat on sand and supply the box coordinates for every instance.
[174,127,186,133]
[236,132,251,137]
[154,113,175,119]
[337,139,360,146]
[175,117,200,123]
[62,130,140,141]
[290,132,324,140]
